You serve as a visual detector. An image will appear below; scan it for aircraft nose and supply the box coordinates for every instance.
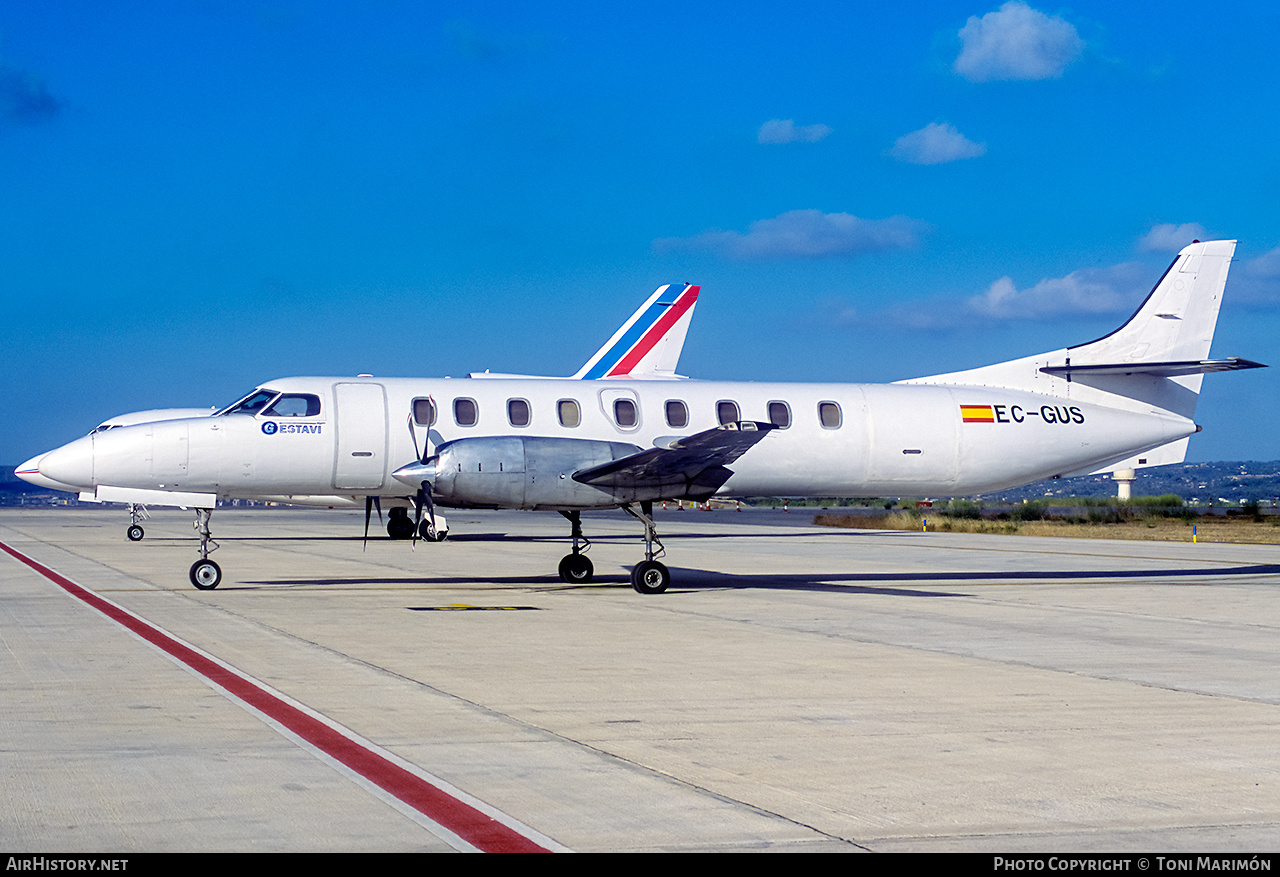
[38,436,95,488]
[15,454,60,490]
[16,455,44,483]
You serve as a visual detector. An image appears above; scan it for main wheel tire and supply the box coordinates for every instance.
[631,560,670,594]
[387,516,415,540]
[190,559,222,590]
[127,525,145,542]
[418,520,447,542]
[558,553,594,584]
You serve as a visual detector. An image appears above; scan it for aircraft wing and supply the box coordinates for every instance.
[572,421,775,499]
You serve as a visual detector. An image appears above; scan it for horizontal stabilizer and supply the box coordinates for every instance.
[1039,357,1267,379]
[573,421,774,497]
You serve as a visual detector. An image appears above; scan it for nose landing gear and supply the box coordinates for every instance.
[189,507,222,590]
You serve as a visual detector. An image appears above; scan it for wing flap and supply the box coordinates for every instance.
[572,422,775,497]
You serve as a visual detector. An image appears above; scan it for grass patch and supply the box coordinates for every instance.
[813,510,1280,544]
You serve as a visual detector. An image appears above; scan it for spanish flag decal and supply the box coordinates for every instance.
[960,405,995,423]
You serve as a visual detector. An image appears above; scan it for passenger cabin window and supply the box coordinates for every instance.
[613,398,637,428]
[665,399,688,429]
[717,400,740,426]
[263,394,321,417]
[412,397,436,427]
[507,398,531,427]
[557,399,581,428]
[818,401,842,429]
[768,401,791,429]
[454,398,478,427]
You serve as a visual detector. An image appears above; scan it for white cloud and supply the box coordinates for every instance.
[954,2,1084,82]
[1138,222,1209,252]
[965,263,1147,320]
[889,122,986,164]
[654,210,921,261]
[1245,245,1280,278]
[758,119,832,144]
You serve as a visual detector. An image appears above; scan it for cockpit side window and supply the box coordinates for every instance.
[262,394,322,417]
[217,389,280,416]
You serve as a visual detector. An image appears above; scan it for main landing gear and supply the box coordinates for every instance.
[189,507,222,590]
[387,506,415,540]
[385,506,448,541]
[623,502,669,594]
[557,511,594,583]
[556,504,670,594]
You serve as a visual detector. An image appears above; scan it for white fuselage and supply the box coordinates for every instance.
[35,374,1197,505]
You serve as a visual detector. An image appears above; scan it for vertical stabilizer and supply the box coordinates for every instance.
[903,240,1246,410]
[573,284,700,379]
[1063,239,1236,374]
[899,241,1260,471]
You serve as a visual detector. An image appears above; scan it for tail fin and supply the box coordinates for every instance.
[1054,239,1239,376]
[903,241,1264,472]
[905,241,1262,415]
[573,283,700,380]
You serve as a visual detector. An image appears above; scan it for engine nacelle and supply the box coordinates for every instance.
[428,436,643,510]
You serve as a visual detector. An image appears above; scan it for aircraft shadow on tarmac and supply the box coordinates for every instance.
[236,563,1280,595]
[184,526,918,545]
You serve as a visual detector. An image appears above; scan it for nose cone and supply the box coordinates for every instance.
[16,454,80,492]
[37,435,95,489]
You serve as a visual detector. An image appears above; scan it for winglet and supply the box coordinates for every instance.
[573,284,700,380]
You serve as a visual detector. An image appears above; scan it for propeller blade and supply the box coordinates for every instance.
[411,487,424,549]
[406,413,420,461]
[363,496,384,552]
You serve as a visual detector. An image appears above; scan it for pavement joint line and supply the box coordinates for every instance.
[0,537,570,854]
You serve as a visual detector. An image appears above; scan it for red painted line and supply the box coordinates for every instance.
[0,539,554,853]
[607,285,699,377]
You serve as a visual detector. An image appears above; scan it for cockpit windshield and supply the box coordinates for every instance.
[216,388,280,416]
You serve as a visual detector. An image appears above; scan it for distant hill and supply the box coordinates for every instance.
[969,460,1280,506]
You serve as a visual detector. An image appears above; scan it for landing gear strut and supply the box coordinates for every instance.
[126,503,147,541]
[557,510,593,583]
[624,502,669,594]
[189,507,221,590]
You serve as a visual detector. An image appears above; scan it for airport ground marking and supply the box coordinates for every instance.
[0,538,566,854]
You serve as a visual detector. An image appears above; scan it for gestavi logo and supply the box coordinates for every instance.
[261,422,278,435]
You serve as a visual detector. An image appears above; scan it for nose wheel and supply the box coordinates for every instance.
[126,503,148,541]
[188,507,221,589]
[190,559,222,589]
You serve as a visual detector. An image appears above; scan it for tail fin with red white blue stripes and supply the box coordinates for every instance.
[572,283,700,380]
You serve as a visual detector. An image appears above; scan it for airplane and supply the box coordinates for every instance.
[17,408,213,540]
[22,242,1263,594]
[16,283,700,545]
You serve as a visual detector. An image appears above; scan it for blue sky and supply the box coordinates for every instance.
[3,1,1277,465]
